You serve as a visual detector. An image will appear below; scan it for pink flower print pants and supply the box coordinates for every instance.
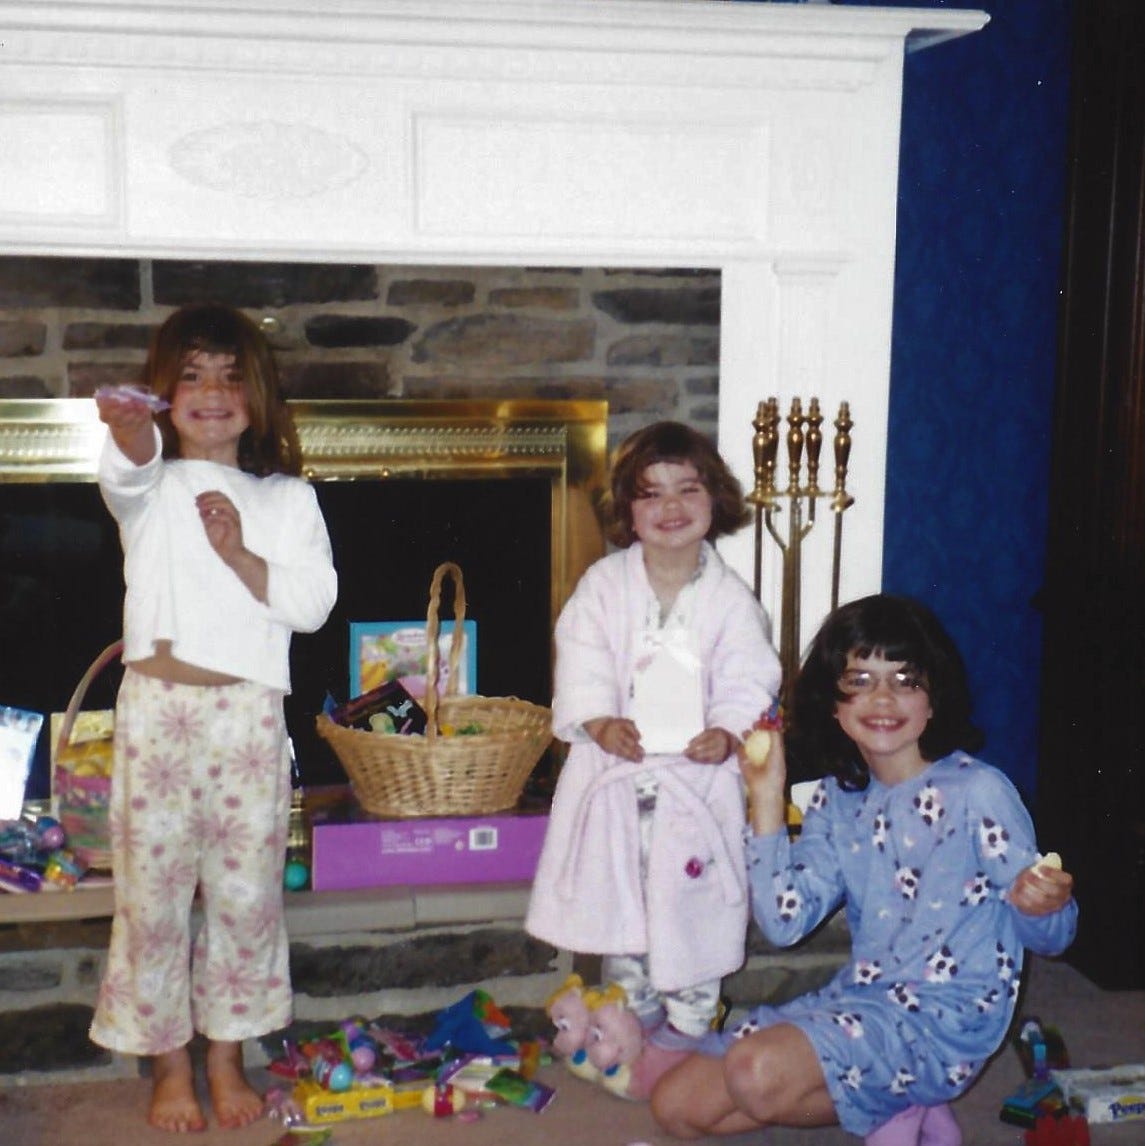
[89,670,293,1056]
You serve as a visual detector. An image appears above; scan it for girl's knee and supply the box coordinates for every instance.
[723,1036,785,1121]
[725,1037,765,1084]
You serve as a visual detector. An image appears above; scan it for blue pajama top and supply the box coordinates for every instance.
[705,752,1078,1136]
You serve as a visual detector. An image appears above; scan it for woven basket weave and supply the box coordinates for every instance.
[316,562,552,817]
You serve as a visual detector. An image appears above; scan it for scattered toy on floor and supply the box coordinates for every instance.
[1023,1111,1091,1146]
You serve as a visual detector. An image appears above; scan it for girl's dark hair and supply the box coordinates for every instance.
[604,420,750,547]
[145,303,302,477]
[786,594,984,791]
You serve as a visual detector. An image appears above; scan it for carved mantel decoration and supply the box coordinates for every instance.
[0,0,988,651]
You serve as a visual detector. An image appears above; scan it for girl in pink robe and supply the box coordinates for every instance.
[526,421,781,1100]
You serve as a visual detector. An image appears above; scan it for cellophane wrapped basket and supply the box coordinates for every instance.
[316,562,552,817]
[53,639,123,869]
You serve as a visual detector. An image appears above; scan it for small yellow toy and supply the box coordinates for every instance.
[291,1076,425,1124]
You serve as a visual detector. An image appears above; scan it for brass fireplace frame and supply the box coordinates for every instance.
[0,397,610,627]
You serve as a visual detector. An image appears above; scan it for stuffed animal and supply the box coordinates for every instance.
[584,983,644,1075]
[544,973,600,1081]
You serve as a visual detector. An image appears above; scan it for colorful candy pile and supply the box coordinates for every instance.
[0,813,87,893]
[265,990,554,1129]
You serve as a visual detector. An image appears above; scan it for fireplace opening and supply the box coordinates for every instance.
[0,396,607,803]
[0,474,555,798]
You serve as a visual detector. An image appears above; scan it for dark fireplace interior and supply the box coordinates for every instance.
[1,475,554,799]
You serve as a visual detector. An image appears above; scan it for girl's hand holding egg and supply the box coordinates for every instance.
[738,701,788,836]
[741,700,783,765]
[1009,850,1073,917]
[742,727,773,766]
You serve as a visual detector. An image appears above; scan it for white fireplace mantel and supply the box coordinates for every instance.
[0,0,987,649]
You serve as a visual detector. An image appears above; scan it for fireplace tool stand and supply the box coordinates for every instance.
[747,397,854,697]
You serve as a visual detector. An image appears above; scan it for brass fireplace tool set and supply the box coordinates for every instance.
[746,397,854,693]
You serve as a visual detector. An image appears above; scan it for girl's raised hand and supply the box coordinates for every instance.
[195,490,243,558]
[738,727,788,836]
[195,489,269,604]
[1008,854,1075,917]
[95,387,157,465]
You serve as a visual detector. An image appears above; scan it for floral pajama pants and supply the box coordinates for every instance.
[89,670,294,1056]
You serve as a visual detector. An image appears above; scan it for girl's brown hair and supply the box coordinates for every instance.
[145,303,302,477]
[604,420,750,547]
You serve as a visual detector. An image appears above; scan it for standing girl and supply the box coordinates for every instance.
[651,594,1077,1144]
[89,304,338,1133]
[526,421,782,1100]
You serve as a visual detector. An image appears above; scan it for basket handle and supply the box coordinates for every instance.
[55,639,124,760]
[423,562,467,742]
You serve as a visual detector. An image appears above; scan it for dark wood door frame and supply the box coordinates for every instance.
[1038,0,1145,990]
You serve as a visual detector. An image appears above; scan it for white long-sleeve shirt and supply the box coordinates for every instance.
[99,429,337,692]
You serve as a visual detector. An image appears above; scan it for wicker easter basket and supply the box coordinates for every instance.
[316,562,552,817]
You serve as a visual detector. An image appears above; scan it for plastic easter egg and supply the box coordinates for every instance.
[283,859,309,890]
[349,1038,376,1073]
[312,1055,353,1092]
[35,816,67,851]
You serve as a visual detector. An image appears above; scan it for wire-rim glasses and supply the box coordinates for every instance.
[837,668,927,697]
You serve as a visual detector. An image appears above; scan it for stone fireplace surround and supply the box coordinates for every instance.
[0,0,991,1080]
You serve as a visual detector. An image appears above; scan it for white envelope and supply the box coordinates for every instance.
[630,637,704,756]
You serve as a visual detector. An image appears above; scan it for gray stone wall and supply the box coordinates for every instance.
[0,257,721,451]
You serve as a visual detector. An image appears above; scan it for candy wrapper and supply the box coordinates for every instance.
[52,708,115,869]
[327,680,427,735]
[1052,1064,1145,1125]
[0,707,43,820]
[93,384,170,412]
[484,1067,556,1113]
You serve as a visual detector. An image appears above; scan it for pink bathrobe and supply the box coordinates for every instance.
[525,543,782,991]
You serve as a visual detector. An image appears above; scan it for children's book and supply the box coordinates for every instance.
[349,620,476,701]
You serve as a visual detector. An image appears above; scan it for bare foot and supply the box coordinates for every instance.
[206,1040,264,1130]
[149,1047,207,1133]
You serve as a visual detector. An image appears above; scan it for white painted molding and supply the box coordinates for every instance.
[0,0,988,651]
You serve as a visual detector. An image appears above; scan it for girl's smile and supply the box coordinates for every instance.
[630,460,713,553]
[834,652,932,784]
[169,351,250,465]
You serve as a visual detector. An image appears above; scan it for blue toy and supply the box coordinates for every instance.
[422,990,516,1057]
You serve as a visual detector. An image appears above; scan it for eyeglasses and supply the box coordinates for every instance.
[837,669,927,697]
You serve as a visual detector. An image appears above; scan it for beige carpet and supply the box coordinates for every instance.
[1,958,1142,1145]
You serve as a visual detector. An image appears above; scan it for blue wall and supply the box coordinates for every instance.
[854,0,1073,799]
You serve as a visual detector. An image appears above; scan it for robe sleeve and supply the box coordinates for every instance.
[702,570,782,736]
[552,560,627,742]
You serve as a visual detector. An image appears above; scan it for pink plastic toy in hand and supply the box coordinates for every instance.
[94,384,170,412]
